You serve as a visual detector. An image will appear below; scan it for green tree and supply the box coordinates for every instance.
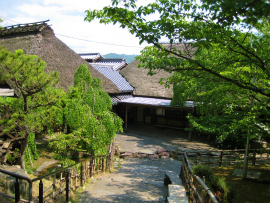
[0,47,62,169]
[84,0,270,137]
[49,64,123,165]
[85,0,270,177]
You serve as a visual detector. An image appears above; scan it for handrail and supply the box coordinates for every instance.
[194,175,218,203]
[31,155,105,182]
[182,148,270,203]
[0,168,32,183]
[0,150,113,203]
[182,152,219,203]
[0,168,33,202]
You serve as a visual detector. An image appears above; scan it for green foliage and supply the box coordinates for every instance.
[84,0,270,148]
[50,64,123,164]
[0,47,63,169]
[6,148,20,164]
[192,164,214,179]
[193,164,235,202]
[24,132,39,165]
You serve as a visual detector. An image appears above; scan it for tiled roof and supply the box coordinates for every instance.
[79,53,103,62]
[93,66,134,92]
[97,58,126,63]
[0,20,49,36]
[91,58,127,71]
[111,94,133,105]
[119,97,196,108]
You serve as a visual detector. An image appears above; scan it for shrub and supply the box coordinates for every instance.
[192,164,214,179]
[192,164,235,202]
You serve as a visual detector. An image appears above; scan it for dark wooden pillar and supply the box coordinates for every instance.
[188,110,194,142]
[125,105,127,131]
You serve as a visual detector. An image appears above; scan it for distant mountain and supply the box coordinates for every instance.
[103,53,138,63]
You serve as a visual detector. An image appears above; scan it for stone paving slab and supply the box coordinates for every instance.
[81,158,182,203]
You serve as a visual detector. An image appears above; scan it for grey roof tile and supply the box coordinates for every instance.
[111,94,133,105]
[93,66,134,92]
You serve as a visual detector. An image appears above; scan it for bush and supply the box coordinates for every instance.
[192,164,214,179]
[192,164,235,202]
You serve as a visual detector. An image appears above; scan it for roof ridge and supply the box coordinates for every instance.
[0,20,50,36]
[2,20,49,30]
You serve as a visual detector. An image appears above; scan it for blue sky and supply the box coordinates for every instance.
[0,0,149,55]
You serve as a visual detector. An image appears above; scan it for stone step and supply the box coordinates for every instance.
[165,171,182,185]
[167,185,188,203]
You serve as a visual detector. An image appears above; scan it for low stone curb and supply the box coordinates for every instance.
[167,185,188,203]
[119,148,178,160]
[164,171,188,203]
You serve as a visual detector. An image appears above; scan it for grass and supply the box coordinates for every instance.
[212,164,270,203]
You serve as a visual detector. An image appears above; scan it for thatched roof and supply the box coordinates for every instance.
[120,43,196,99]
[0,21,120,94]
[120,60,173,98]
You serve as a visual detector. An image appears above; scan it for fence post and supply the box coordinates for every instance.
[208,152,210,167]
[102,156,105,172]
[80,163,83,187]
[195,152,198,165]
[90,158,93,177]
[66,169,70,203]
[29,182,33,202]
[15,178,20,203]
[219,151,223,167]
[53,173,56,203]
[201,189,205,203]
[86,162,89,178]
[252,150,256,166]
[111,142,115,171]
[39,180,43,203]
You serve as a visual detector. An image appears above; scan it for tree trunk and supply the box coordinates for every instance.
[20,95,29,170]
[20,134,29,170]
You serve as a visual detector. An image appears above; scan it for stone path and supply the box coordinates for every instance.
[80,124,216,203]
[81,158,182,203]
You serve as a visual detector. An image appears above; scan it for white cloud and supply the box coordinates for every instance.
[1,0,148,55]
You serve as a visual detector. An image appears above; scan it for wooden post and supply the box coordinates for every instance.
[80,163,83,186]
[75,167,78,188]
[201,189,205,203]
[90,158,93,177]
[66,169,70,203]
[102,156,105,172]
[125,105,128,131]
[189,122,192,142]
[229,151,231,166]
[70,174,73,190]
[208,152,210,167]
[252,150,256,166]
[86,162,89,178]
[219,151,223,167]
[195,152,198,165]
[52,173,56,203]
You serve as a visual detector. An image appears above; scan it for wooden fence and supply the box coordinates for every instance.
[186,148,270,168]
[0,142,115,203]
[182,152,218,203]
[181,148,270,203]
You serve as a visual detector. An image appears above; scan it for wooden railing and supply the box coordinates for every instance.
[185,148,270,168]
[0,143,115,203]
[181,148,270,203]
[182,152,219,203]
